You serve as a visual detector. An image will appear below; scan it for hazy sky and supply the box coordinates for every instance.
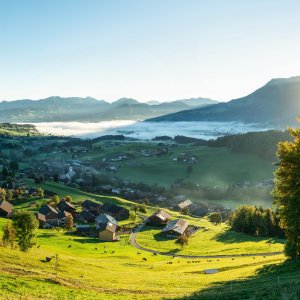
[0,0,300,102]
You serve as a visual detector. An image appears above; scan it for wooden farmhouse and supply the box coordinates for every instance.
[147,210,171,226]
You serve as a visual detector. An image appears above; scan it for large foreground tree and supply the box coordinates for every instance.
[273,128,300,258]
[12,211,39,252]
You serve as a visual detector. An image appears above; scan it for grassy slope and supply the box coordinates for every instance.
[0,182,289,299]
[136,221,284,256]
[115,145,275,187]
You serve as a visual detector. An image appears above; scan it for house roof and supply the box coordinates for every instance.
[95,213,118,226]
[151,210,171,222]
[79,210,96,222]
[81,199,101,209]
[58,200,76,211]
[177,199,193,210]
[0,200,13,214]
[38,204,59,216]
[102,203,127,214]
[161,219,189,235]
[37,212,46,223]
[57,210,72,219]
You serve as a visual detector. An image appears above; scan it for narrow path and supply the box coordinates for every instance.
[130,220,283,259]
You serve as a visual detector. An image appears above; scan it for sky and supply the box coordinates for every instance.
[0,0,300,102]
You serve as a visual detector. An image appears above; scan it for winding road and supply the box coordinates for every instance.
[130,220,283,259]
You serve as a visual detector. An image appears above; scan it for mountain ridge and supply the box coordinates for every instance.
[148,76,300,126]
[0,96,217,122]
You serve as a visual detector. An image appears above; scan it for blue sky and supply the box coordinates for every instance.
[0,0,300,102]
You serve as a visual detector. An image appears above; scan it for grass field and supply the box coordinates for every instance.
[0,182,291,299]
[116,145,276,187]
[0,216,286,300]
[136,220,284,256]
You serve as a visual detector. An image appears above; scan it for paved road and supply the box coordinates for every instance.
[130,220,283,259]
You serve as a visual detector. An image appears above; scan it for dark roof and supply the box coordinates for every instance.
[57,200,76,211]
[102,203,127,214]
[151,210,171,222]
[79,210,96,223]
[161,219,189,235]
[57,210,72,219]
[81,199,101,209]
[0,200,13,214]
[38,204,58,216]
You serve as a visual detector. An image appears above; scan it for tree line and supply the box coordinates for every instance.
[208,130,291,161]
[229,205,284,238]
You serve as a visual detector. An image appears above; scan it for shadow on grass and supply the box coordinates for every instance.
[153,232,176,242]
[37,233,56,238]
[169,259,300,300]
[215,229,285,245]
[73,238,100,244]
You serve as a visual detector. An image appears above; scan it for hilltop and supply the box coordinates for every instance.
[149,76,300,127]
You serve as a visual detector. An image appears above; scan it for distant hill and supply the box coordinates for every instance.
[149,76,300,127]
[0,96,217,122]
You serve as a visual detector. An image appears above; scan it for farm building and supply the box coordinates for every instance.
[176,199,193,211]
[78,210,97,223]
[57,210,72,226]
[101,203,129,220]
[0,200,13,217]
[147,210,171,226]
[37,212,46,228]
[81,199,102,214]
[161,219,189,238]
[57,200,77,217]
[38,204,59,226]
[95,214,119,242]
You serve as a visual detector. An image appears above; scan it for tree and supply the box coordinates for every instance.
[0,188,6,201]
[65,195,72,203]
[36,188,44,198]
[65,214,74,231]
[51,195,60,205]
[273,127,300,258]
[129,211,137,222]
[209,212,222,225]
[6,190,13,202]
[2,221,15,249]
[12,211,39,252]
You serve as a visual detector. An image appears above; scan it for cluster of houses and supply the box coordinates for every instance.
[37,199,129,242]
[147,209,190,238]
[172,152,199,164]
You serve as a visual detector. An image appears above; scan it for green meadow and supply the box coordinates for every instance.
[0,182,291,300]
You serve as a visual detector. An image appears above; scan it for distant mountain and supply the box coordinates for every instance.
[146,97,217,107]
[0,96,216,122]
[149,76,300,127]
[173,97,218,107]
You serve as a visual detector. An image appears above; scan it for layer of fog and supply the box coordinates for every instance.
[29,120,273,140]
